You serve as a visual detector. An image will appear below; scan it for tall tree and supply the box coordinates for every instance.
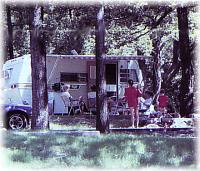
[147,7,173,104]
[95,5,109,133]
[177,6,192,116]
[137,49,149,90]
[30,5,49,129]
[6,5,14,59]
[162,40,180,112]
[150,33,162,104]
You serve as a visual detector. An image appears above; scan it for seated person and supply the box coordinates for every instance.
[149,104,162,118]
[78,96,88,114]
[61,84,72,113]
[158,89,169,114]
[107,95,120,115]
[87,85,96,114]
[140,91,155,115]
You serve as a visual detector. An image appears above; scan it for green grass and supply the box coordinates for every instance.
[2,130,197,169]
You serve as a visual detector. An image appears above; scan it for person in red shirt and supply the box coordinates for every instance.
[124,79,142,128]
[158,89,169,113]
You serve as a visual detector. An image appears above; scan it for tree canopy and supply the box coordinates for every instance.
[4,3,197,57]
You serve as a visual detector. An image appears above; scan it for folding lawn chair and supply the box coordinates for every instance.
[88,97,96,115]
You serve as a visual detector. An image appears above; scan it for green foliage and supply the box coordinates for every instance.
[5,3,197,57]
[5,3,197,58]
[105,23,152,55]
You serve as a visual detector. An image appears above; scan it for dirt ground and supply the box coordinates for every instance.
[49,114,133,128]
[49,114,196,137]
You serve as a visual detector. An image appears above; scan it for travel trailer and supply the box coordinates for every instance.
[2,54,146,114]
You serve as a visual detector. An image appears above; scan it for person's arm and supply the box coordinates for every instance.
[140,97,145,103]
[69,94,72,101]
[124,88,127,96]
[137,88,143,97]
[166,96,169,104]
[61,95,68,107]
[143,99,152,107]
[123,88,127,101]
[61,92,72,107]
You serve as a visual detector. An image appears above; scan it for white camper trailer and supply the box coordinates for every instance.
[2,54,146,114]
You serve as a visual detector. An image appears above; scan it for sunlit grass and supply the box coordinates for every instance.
[49,123,94,130]
[2,131,196,169]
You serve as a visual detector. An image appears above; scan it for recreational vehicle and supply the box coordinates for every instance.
[2,54,146,114]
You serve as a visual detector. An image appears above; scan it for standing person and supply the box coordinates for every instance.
[61,84,72,114]
[158,89,169,114]
[124,79,142,128]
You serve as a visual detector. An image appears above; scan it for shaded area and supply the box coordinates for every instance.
[49,114,133,128]
[3,131,196,169]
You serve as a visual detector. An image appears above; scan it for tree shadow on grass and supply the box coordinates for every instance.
[3,131,196,168]
[138,136,196,167]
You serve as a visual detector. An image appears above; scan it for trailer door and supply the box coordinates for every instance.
[105,63,117,97]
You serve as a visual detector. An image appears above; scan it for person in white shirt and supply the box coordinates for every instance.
[61,84,72,109]
[140,91,155,115]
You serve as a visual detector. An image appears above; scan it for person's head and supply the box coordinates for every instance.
[154,104,158,111]
[160,89,165,95]
[62,84,70,92]
[79,96,83,101]
[128,79,134,87]
[145,90,153,99]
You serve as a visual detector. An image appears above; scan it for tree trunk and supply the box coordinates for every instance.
[177,7,192,116]
[30,5,49,130]
[162,40,181,112]
[6,5,14,59]
[95,6,109,133]
[137,49,148,90]
[150,34,162,104]
[163,40,180,86]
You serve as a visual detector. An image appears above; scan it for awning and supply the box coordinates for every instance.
[105,55,151,61]
[47,55,152,61]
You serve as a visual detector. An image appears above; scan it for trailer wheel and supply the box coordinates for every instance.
[7,113,28,130]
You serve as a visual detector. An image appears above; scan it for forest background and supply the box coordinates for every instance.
[2,1,199,121]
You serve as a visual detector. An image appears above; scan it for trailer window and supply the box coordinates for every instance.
[60,73,87,83]
[120,69,138,83]
[2,69,12,79]
[90,66,96,79]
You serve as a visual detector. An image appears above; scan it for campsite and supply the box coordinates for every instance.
[1,1,199,170]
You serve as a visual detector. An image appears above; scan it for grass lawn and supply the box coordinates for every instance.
[1,129,197,170]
